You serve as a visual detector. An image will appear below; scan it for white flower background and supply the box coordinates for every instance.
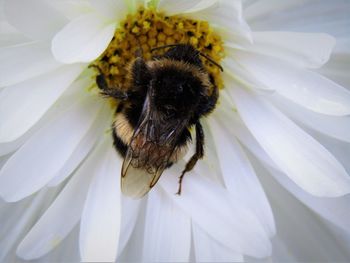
[0,0,350,262]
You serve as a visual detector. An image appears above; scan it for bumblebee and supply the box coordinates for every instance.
[94,44,221,198]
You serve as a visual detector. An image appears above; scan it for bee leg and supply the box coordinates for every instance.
[177,121,204,195]
[96,74,129,100]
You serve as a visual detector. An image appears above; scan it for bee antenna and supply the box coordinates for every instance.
[151,44,224,72]
[198,52,224,72]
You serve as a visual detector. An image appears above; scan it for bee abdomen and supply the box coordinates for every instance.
[112,128,128,157]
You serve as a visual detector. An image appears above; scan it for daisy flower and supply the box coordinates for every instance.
[1,0,350,262]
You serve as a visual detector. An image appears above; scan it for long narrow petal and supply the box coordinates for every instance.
[0,96,102,202]
[0,64,84,142]
[47,105,112,187]
[159,166,271,258]
[229,86,350,197]
[0,138,28,157]
[118,197,142,256]
[0,42,62,87]
[142,189,191,262]
[0,186,61,261]
[88,0,128,20]
[52,13,116,64]
[271,94,350,143]
[157,0,218,15]
[318,53,350,90]
[243,32,335,69]
[232,51,350,116]
[4,0,68,41]
[222,58,272,91]
[213,98,279,171]
[208,117,275,237]
[187,0,252,44]
[192,223,243,262]
[79,144,122,262]
[116,198,148,262]
[0,21,30,47]
[244,0,309,26]
[0,75,91,157]
[245,0,350,39]
[255,159,350,262]
[269,165,350,234]
[217,101,350,238]
[16,137,111,260]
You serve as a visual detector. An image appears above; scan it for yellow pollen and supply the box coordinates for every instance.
[91,7,225,91]
[143,21,151,30]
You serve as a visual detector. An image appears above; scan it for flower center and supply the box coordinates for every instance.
[91,7,225,90]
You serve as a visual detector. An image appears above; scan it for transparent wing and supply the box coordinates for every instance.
[121,131,176,198]
[120,92,188,198]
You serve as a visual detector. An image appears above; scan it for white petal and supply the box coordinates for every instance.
[318,53,350,90]
[187,0,252,44]
[0,21,30,47]
[0,96,101,202]
[4,0,68,41]
[268,164,350,235]
[244,0,309,25]
[80,144,121,262]
[271,94,350,143]
[208,117,275,237]
[192,223,243,262]
[16,137,111,260]
[159,165,271,258]
[157,0,218,15]
[51,1,94,20]
[0,64,84,142]
[232,51,350,116]
[246,0,350,39]
[0,186,62,261]
[118,197,142,255]
[245,32,335,69]
[195,121,224,183]
[255,160,350,262]
[334,37,350,54]
[52,13,116,64]
[88,0,128,20]
[0,74,91,157]
[229,86,350,197]
[142,188,191,262]
[116,198,147,262]
[0,138,26,157]
[0,42,62,87]
[222,58,270,91]
[213,97,279,171]
[0,156,9,170]
[47,105,112,187]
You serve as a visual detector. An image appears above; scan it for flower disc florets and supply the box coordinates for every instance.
[91,7,225,90]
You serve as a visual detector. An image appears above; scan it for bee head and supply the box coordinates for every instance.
[150,64,205,120]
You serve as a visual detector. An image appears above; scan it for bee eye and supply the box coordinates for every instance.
[178,84,183,92]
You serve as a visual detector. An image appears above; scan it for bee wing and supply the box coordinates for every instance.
[120,91,188,198]
[121,159,166,199]
[121,136,176,198]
